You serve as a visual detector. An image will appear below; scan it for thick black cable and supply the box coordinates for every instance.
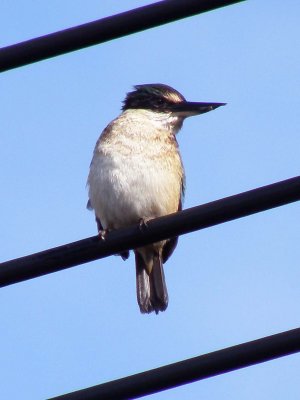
[0,176,299,288]
[49,328,300,399]
[0,0,245,72]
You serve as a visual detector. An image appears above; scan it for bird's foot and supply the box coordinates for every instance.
[98,229,110,241]
[138,217,152,232]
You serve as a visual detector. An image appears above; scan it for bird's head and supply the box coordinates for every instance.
[122,83,226,119]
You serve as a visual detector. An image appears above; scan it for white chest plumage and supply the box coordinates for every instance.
[87,109,184,230]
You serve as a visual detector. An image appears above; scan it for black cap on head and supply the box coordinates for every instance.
[122,83,226,116]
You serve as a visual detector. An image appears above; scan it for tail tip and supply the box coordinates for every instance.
[139,300,168,315]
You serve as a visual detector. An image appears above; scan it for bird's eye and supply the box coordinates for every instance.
[155,98,165,107]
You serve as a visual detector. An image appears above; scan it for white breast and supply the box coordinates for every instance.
[87,110,184,230]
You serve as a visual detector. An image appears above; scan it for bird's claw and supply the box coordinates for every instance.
[98,229,109,240]
[139,217,151,232]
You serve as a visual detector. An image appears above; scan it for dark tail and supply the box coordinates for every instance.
[135,251,168,314]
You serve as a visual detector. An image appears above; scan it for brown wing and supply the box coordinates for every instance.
[162,176,185,264]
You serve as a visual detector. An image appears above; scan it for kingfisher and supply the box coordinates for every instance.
[87,84,225,314]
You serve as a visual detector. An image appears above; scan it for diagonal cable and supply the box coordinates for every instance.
[0,0,245,72]
[1,176,299,288]
[49,328,300,400]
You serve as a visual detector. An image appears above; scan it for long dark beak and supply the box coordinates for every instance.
[170,101,226,116]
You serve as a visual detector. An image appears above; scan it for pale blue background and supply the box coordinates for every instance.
[1,1,300,399]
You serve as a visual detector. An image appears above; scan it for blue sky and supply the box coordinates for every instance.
[1,1,300,399]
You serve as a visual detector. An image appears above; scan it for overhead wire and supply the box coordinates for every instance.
[0,0,245,72]
[49,328,300,400]
[1,176,299,288]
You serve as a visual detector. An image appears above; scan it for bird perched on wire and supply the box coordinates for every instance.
[87,83,225,314]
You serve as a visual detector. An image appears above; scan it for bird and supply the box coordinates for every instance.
[87,84,225,314]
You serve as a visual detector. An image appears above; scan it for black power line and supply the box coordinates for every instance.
[0,0,245,72]
[49,327,300,400]
[1,176,299,288]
